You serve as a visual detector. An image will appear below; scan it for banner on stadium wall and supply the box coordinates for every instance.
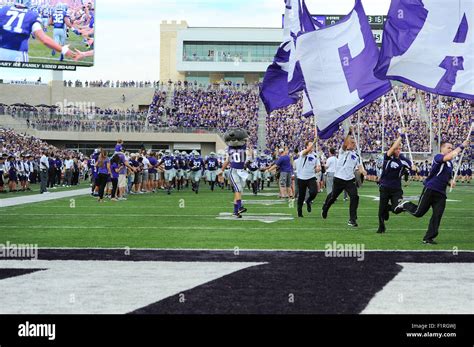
[173,143,201,150]
[292,0,391,139]
[374,0,473,100]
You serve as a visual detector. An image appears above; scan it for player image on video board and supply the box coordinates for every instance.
[0,0,95,69]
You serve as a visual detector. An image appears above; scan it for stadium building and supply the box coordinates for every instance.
[159,15,385,84]
[160,20,281,84]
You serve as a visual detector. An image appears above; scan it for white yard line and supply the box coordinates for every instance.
[0,225,467,232]
[0,188,91,208]
[31,247,474,253]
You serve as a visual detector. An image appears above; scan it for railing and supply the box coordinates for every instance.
[1,111,149,121]
[0,123,223,135]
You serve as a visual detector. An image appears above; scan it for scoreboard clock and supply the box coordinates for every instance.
[314,14,387,46]
[282,14,387,46]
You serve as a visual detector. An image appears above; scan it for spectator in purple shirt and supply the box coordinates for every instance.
[267,148,293,200]
[95,149,111,203]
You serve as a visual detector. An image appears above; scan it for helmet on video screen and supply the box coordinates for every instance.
[15,0,31,8]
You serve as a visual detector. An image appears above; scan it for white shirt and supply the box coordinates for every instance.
[326,156,337,174]
[293,157,299,176]
[142,157,150,170]
[40,155,49,170]
[296,151,320,180]
[335,149,359,181]
[64,159,74,170]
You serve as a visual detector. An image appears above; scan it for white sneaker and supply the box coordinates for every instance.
[394,200,409,214]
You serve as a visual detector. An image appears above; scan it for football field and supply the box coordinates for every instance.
[1,181,473,250]
[28,29,93,66]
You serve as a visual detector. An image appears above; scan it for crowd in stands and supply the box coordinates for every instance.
[168,86,259,146]
[1,83,471,158]
[265,85,471,157]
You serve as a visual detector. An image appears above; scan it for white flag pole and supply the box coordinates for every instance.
[391,89,414,164]
[356,111,363,165]
[449,122,473,192]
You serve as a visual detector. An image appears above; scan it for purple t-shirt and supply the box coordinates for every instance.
[148,156,158,173]
[111,162,120,179]
[97,158,110,175]
[275,155,292,173]
[117,153,127,175]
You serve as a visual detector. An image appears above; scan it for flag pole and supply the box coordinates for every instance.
[313,112,319,154]
[356,111,363,165]
[391,89,414,164]
[449,122,473,192]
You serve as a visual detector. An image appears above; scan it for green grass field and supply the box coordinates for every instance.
[28,27,93,66]
[0,181,473,250]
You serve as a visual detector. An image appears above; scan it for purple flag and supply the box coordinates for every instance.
[292,0,392,139]
[375,0,473,100]
[260,41,299,114]
[260,0,318,114]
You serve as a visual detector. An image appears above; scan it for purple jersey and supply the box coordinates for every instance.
[51,9,68,29]
[247,159,259,171]
[0,6,41,52]
[228,145,247,170]
[424,154,453,195]
[189,157,203,171]
[160,156,175,170]
[380,154,412,190]
[206,157,218,171]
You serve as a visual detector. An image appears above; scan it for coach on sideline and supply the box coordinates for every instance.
[321,127,366,227]
[295,139,321,218]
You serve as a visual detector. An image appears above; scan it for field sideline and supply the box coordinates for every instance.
[0,181,473,250]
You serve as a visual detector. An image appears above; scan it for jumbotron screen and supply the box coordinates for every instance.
[0,0,95,70]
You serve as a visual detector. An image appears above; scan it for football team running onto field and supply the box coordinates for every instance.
[2,125,470,246]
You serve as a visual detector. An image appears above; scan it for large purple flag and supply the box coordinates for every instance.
[292,0,392,139]
[375,0,473,100]
[260,0,318,114]
[260,41,299,114]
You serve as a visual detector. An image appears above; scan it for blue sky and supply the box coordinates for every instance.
[0,0,390,82]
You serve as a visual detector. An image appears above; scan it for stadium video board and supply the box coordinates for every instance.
[282,14,386,46]
[0,0,95,71]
